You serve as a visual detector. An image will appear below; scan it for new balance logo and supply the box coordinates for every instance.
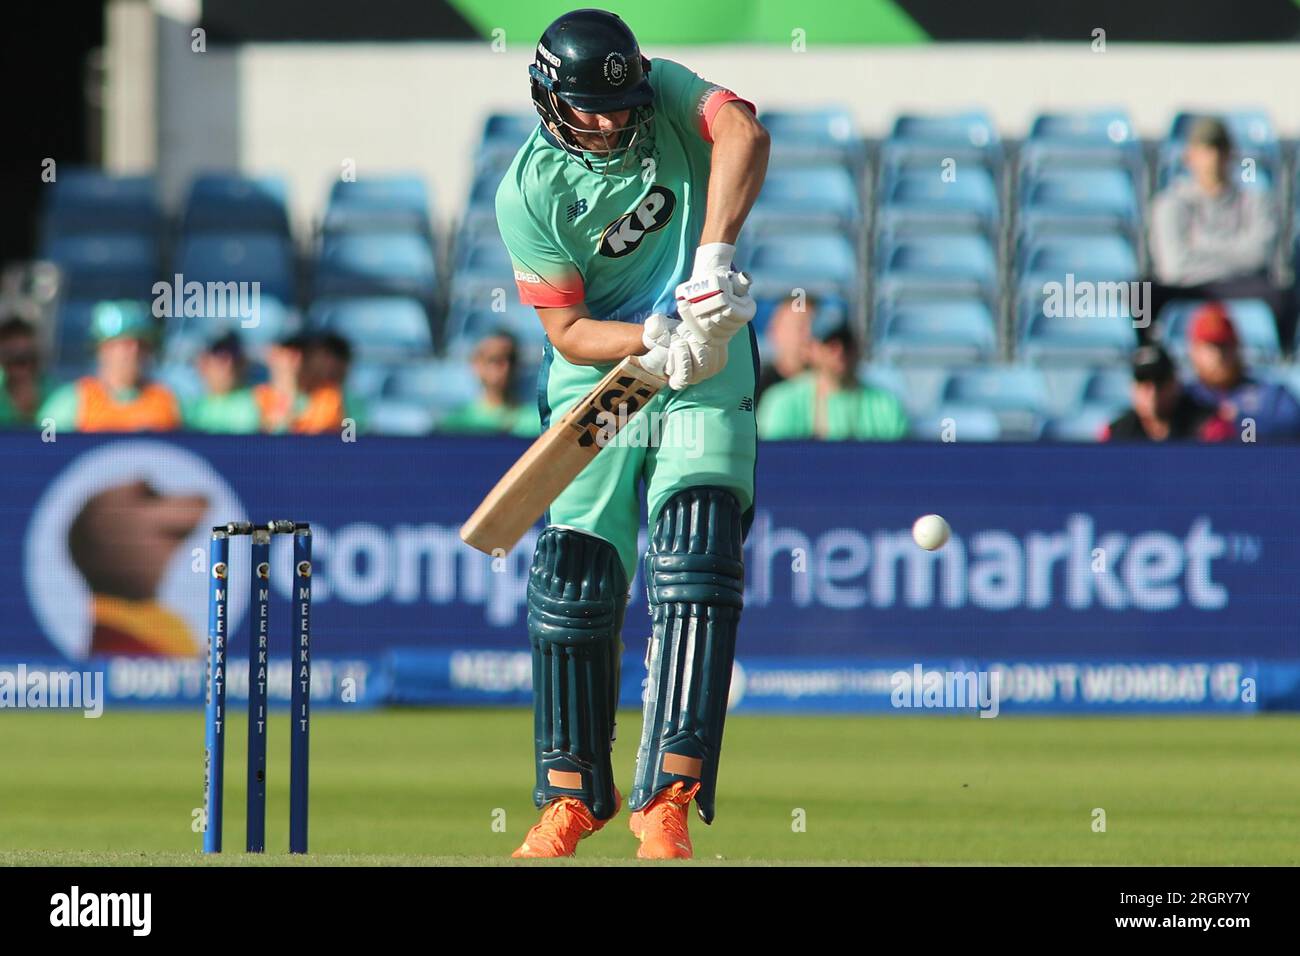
[739,397,754,412]
[566,199,588,222]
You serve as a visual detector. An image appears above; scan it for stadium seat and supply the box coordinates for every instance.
[1081,367,1134,408]
[444,299,546,358]
[40,170,162,241]
[759,108,865,168]
[324,175,434,237]
[451,239,516,306]
[1020,310,1137,366]
[745,232,859,301]
[467,169,508,209]
[314,233,435,299]
[177,233,296,303]
[1042,405,1117,442]
[384,358,480,411]
[307,297,434,360]
[1018,168,1138,233]
[1017,234,1138,281]
[1158,298,1281,364]
[1029,110,1136,146]
[44,234,159,300]
[751,166,861,231]
[878,168,1000,237]
[477,112,538,171]
[910,404,1004,441]
[182,173,291,235]
[346,362,395,402]
[364,400,437,436]
[873,299,997,365]
[877,233,998,298]
[881,109,1003,175]
[941,365,1050,439]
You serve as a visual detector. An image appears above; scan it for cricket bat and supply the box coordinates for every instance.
[460,355,666,554]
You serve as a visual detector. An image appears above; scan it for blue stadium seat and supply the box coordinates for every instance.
[1042,406,1118,442]
[314,233,435,299]
[878,168,1000,236]
[41,170,161,240]
[1018,168,1138,231]
[44,234,159,300]
[162,296,299,361]
[182,173,290,235]
[468,169,509,209]
[384,358,480,411]
[941,365,1050,440]
[760,108,865,167]
[307,297,434,360]
[1158,298,1281,364]
[874,299,997,365]
[324,175,433,237]
[910,404,1004,442]
[1029,110,1136,146]
[477,112,539,171]
[1081,367,1134,407]
[451,238,515,303]
[890,111,1000,150]
[177,233,296,303]
[153,363,206,403]
[1018,234,1138,280]
[877,233,998,298]
[751,166,860,230]
[346,362,395,402]
[1020,311,1137,366]
[745,232,858,300]
[444,298,545,357]
[365,400,437,436]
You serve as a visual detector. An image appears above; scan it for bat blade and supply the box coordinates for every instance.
[459,355,666,555]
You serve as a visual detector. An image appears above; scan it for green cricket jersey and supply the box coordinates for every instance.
[758,373,910,441]
[495,57,751,322]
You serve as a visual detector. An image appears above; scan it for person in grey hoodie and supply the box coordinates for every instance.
[1147,116,1293,347]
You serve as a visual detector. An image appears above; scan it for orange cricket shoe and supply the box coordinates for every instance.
[512,789,622,859]
[628,781,701,860]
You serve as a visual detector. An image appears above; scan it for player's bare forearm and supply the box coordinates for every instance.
[699,102,770,246]
[536,305,647,365]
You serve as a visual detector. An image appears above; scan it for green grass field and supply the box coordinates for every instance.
[3,709,1297,866]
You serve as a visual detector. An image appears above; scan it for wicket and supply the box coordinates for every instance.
[203,520,313,854]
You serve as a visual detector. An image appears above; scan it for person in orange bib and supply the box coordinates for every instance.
[252,333,348,434]
[39,301,181,433]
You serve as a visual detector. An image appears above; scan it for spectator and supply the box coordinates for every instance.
[0,316,52,426]
[38,301,180,433]
[1148,116,1292,343]
[298,332,354,433]
[183,333,260,434]
[755,294,819,403]
[440,331,540,436]
[757,310,907,441]
[252,333,344,434]
[1102,343,1230,442]
[1184,302,1300,440]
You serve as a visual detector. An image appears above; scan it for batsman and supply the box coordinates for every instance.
[495,8,769,858]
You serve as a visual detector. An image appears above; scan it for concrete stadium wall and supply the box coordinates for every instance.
[144,24,1300,237]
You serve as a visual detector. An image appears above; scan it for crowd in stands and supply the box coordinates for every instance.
[5,106,1300,442]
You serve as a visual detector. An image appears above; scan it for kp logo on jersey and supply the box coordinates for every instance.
[597,185,676,258]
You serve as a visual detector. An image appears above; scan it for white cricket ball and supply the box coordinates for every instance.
[912,514,951,551]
